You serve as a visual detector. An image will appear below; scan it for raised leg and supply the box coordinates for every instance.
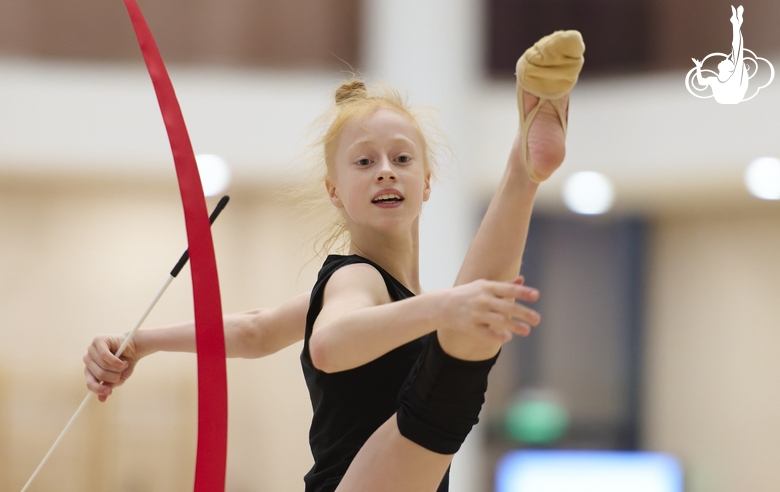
[449,30,584,362]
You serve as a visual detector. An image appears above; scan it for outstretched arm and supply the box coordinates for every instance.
[308,264,538,373]
[84,291,310,401]
[692,58,711,86]
[134,291,310,359]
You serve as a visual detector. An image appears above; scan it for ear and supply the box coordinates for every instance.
[325,177,343,208]
[422,171,432,202]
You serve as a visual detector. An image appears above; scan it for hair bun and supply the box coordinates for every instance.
[335,80,368,105]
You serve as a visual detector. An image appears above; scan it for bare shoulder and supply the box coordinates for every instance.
[323,262,392,308]
[312,262,392,333]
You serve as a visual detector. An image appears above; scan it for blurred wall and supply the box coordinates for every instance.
[487,0,780,77]
[645,207,780,492]
[652,0,780,69]
[0,177,319,491]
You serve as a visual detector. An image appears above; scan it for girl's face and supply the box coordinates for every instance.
[326,107,431,236]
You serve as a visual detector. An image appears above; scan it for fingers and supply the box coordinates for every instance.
[483,295,540,325]
[95,336,127,370]
[478,322,513,343]
[478,311,533,338]
[486,279,539,303]
[446,279,542,344]
[510,301,541,326]
[84,367,113,402]
[84,334,134,402]
[85,349,124,385]
[458,280,542,340]
[83,352,121,385]
[84,338,128,385]
[498,320,532,338]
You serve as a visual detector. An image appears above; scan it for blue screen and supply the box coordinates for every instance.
[496,450,683,492]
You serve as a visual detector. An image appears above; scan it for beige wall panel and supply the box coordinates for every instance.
[0,365,12,492]
[0,176,322,491]
[644,211,780,492]
[0,0,361,70]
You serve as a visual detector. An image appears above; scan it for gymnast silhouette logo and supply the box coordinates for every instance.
[685,5,774,104]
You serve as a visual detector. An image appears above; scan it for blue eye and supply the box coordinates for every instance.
[357,158,371,166]
[397,155,411,163]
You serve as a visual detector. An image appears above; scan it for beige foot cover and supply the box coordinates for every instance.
[516,30,585,182]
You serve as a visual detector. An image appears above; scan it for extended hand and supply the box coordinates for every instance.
[83,333,140,402]
[442,276,540,343]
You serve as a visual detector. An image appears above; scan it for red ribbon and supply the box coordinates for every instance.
[123,1,228,491]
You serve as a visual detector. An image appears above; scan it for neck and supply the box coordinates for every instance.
[347,217,422,294]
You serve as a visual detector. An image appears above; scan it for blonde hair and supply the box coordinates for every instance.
[286,78,446,262]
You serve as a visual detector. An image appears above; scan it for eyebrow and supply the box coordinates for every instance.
[347,135,418,153]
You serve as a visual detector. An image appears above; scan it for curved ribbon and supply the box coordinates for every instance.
[123,2,228,491]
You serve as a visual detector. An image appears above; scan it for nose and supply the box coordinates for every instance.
[375,157,397,182]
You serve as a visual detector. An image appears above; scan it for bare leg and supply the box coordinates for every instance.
[337,418,452,492]
[444,91,571,362]
[439,95,567,361]
[454,94,567,287]
[456,29,582,295]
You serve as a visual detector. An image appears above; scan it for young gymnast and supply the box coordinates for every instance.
[83,30,585,492]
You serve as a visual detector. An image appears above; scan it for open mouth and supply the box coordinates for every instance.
[372,194,404,204]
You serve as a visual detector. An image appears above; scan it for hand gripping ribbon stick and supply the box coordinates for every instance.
[19,195,230,492]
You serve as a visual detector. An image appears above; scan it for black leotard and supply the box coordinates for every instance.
[300,254,449,492]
